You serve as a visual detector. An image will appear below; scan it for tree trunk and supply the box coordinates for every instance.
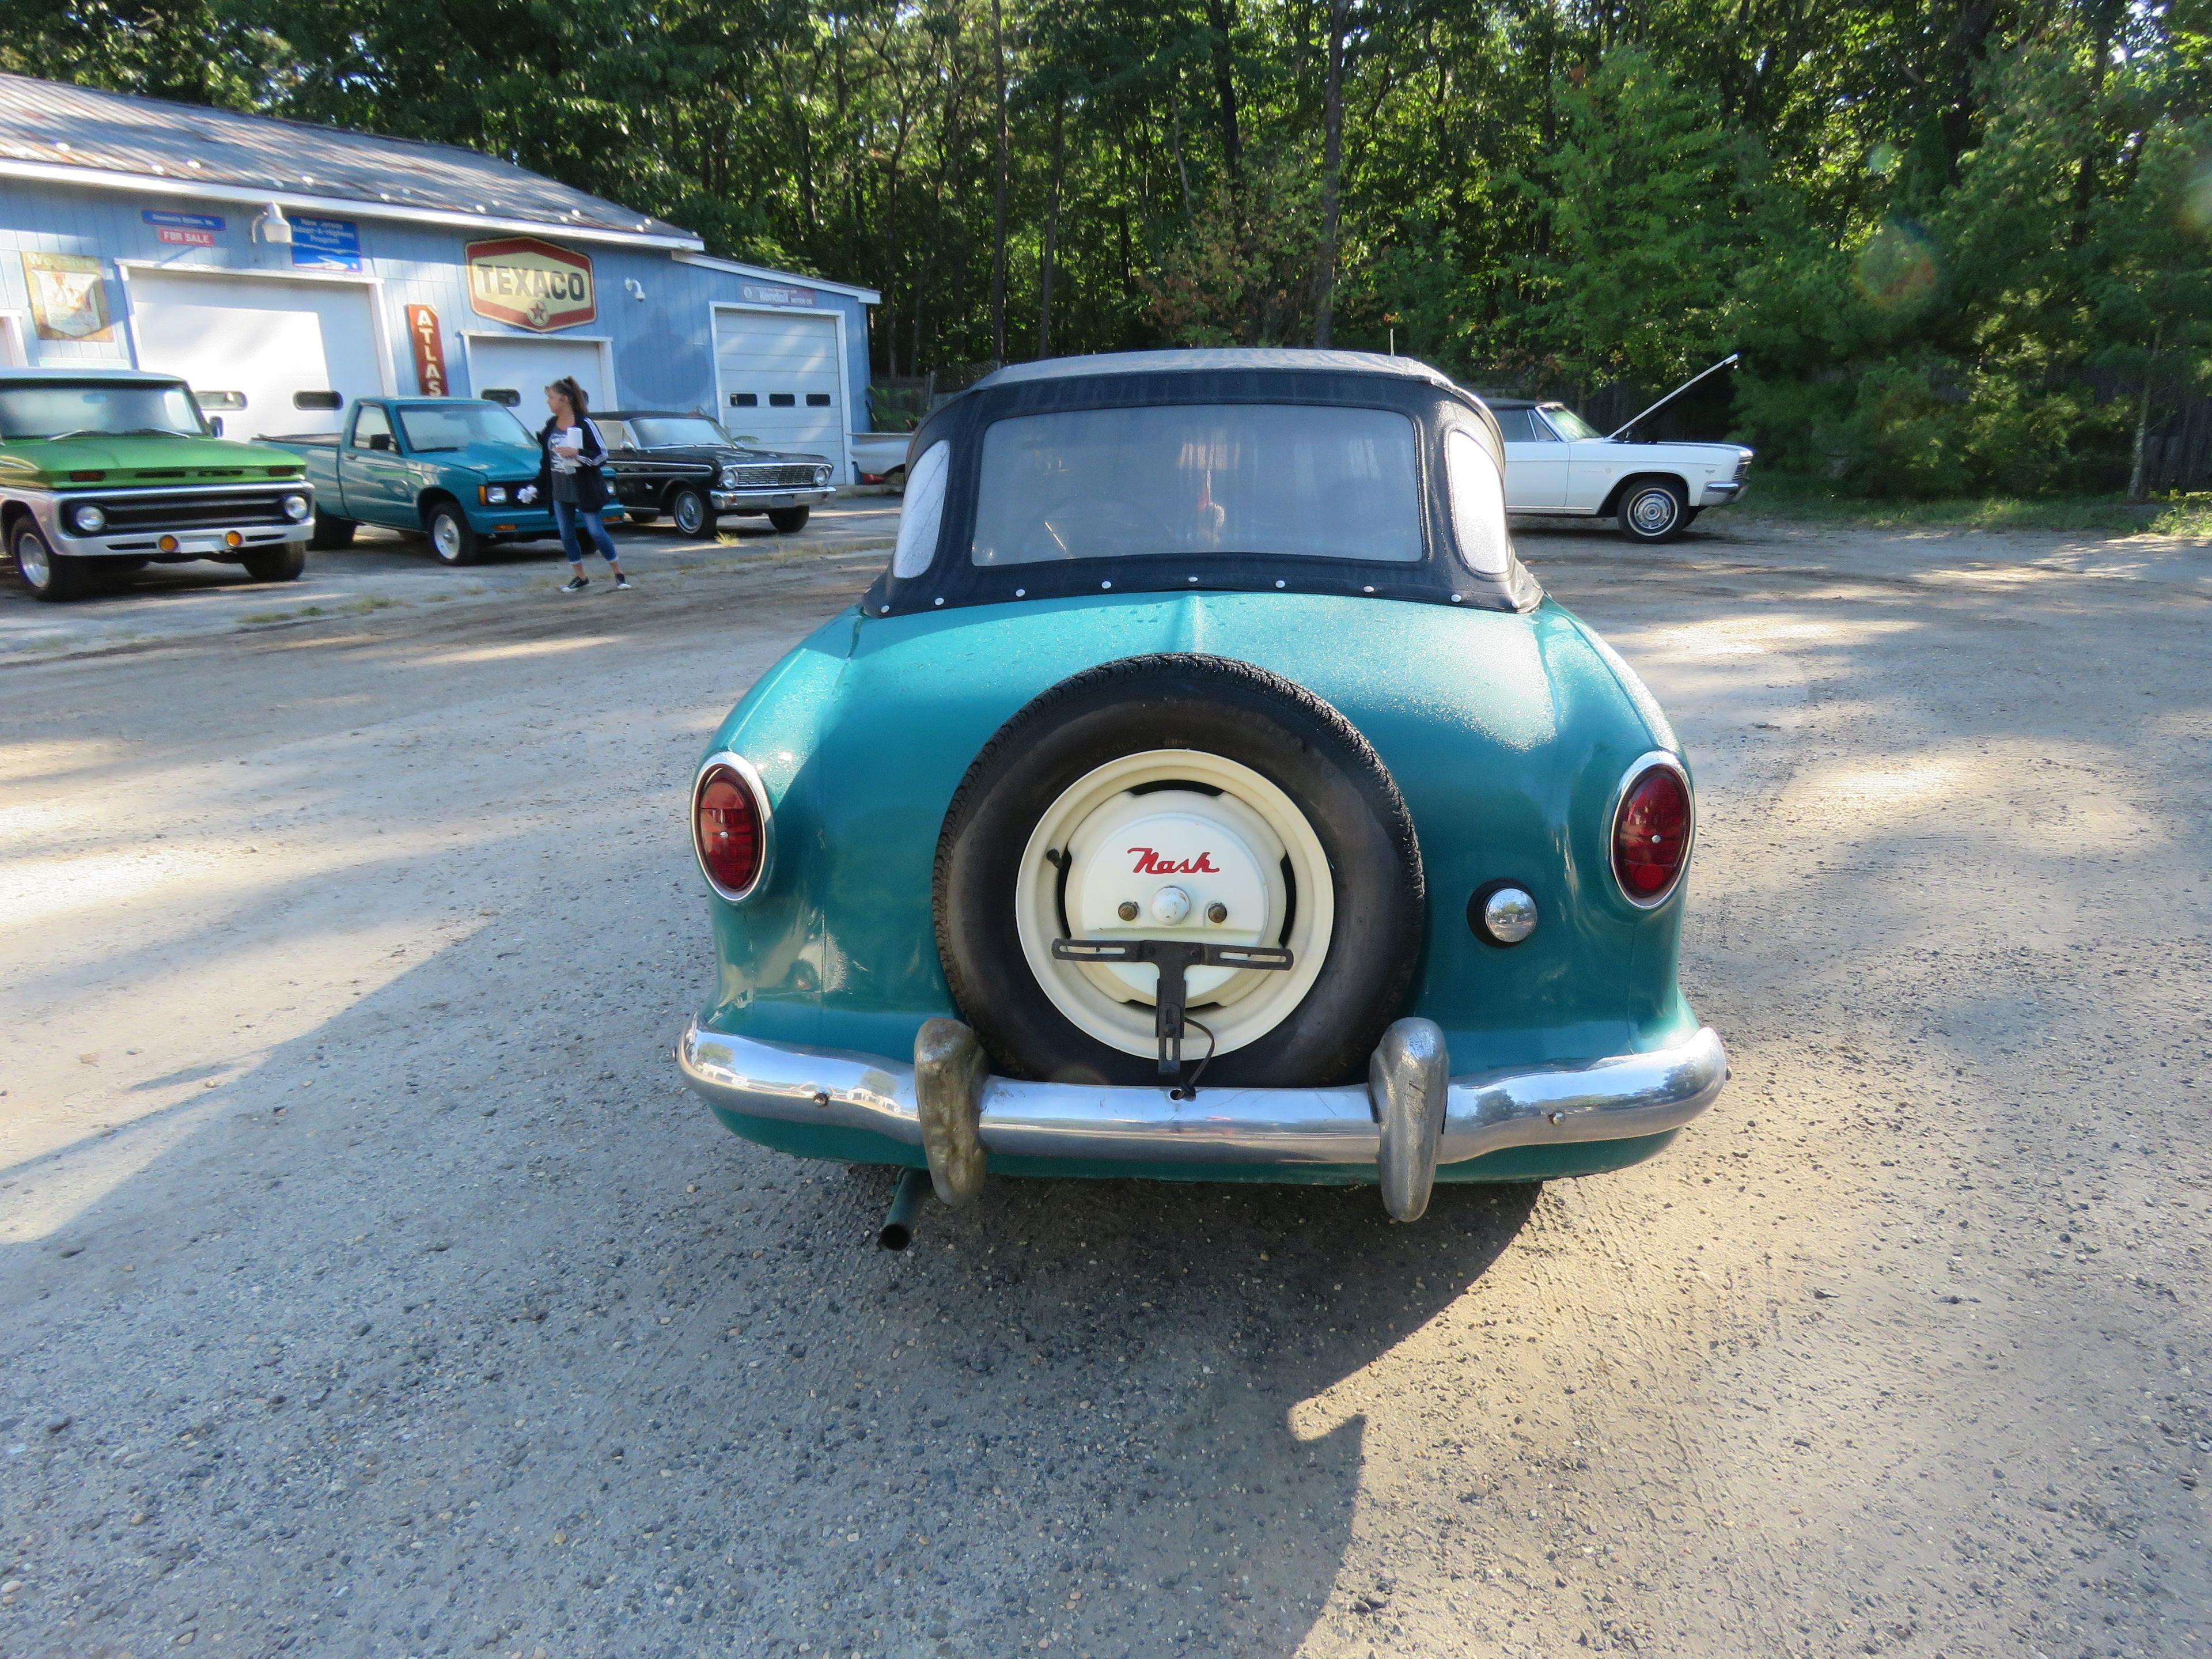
[989,0,1012,363]
[1171,79,1194,216]
[1116,124,1137,298]
[2128,327,2161,503]
[1038,95,1066,357]
[1313,0,1350,348]
[1205,0,1243,191]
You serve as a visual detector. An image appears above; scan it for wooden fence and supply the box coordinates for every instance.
[2142,399,2212,493]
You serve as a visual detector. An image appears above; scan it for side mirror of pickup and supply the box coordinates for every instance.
[209,416,224,437]
[368,433,393,452]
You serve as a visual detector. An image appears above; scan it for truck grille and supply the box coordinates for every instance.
[723,464,820,488]
[96,490,298,531]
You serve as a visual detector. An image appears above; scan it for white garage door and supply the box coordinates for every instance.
[127,270,383,440]
[713,309,842,460]
[465,335,613,415]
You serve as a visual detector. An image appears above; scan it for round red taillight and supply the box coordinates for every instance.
[1612,763,1691,904]
[694,762,764,897]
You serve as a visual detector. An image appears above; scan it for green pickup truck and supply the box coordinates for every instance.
[266,396,616,566]
[1,368,313,602]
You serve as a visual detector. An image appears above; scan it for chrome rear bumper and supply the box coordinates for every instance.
[676,1019,1726,1172]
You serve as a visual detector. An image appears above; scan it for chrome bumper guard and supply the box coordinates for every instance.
[1698,480,1746,505]
[710,487,835,512]
[676,1018,1726,1172]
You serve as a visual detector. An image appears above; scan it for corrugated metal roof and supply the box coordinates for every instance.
[0,71,699,247]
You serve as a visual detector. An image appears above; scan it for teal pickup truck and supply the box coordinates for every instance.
[1,367,313,601]
[267,397,616,566]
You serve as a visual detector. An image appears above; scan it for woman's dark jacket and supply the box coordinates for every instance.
[532,416,610,512]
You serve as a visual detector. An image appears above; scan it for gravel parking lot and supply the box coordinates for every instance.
[2,515,2207,1659]
[0,497,904,661]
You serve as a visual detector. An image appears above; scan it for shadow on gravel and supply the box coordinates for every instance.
[810,1168,1543,1659]
[0,850,1540,1659]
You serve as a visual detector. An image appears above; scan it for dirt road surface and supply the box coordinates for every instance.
[2,518,2206,1659]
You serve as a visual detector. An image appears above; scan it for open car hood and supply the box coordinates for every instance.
[1607,353,1740,441]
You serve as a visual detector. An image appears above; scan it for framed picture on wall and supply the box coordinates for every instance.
[23,251,115,342]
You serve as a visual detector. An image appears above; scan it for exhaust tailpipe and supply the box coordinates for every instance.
[878,1165,931,1251]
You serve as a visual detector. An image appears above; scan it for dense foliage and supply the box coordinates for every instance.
[7,0,2208,493]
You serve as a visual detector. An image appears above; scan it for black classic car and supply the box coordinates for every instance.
[596,411,838,538]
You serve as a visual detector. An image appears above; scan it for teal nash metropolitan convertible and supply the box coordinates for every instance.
[676,349,1726,1241]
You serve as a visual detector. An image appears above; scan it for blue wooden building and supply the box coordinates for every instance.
[0,73,879,479]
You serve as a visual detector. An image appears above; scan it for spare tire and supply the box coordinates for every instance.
[934,653,1425,1088]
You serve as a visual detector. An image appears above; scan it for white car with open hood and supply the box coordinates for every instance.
[1490,355,1753,543]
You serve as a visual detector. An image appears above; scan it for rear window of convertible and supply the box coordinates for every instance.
[970,403,1423,566]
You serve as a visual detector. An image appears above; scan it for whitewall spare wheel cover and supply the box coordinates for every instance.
[1016,749,1335,1060]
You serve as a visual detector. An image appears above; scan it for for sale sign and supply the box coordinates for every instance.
[464,237,596,332]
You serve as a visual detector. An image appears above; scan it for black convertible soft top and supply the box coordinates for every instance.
[863,349,1542,619]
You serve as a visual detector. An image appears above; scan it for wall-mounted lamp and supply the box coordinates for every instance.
[251,202,293,245]
[624,278,646,302]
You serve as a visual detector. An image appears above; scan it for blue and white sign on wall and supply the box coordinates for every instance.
[740,281,817,309]
[291,215,362,271]
[143,209,224,247]
[143,210,225,231]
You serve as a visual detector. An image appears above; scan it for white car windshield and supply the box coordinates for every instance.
[632,416,732,447]
[0,381,205,440]
[1539,403,1603,440]
[397,403,536,452]
[971,403,1423,565]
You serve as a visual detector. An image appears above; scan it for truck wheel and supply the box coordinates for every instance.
[309,513,357,551]
[670,486,717,539]
[10,520,93,602]
[1616,479,1687,543]
[934,653,1426,1088]
[767,506,810,533]
[241,543,306,582]
[425,501,481,566]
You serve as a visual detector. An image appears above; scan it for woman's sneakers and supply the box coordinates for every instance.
[613,574,633,590]
[561,574,589,593]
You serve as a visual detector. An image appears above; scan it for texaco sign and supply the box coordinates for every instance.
[464,237,596,332]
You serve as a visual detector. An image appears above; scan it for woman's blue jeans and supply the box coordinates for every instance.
[552,499,620,565]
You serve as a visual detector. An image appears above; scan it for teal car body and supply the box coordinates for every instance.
[676,350,1725,1214]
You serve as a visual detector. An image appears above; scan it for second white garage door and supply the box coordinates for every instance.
[126,269,385,440]
[464,335,615,415]
[713,308,842,461]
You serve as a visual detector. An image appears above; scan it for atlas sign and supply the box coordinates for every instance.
[464,237,596,332]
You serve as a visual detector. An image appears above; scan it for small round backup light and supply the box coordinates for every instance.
[224,530,244,547]
[1471,884,1538,945]
[1612,761,1692,905]
[694,759,767,899]
[158,535,179,552]
[69,502,107,534]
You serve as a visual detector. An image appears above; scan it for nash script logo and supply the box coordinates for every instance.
[1128,847,1219,876]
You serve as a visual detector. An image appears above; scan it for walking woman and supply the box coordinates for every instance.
[520,377,630,592]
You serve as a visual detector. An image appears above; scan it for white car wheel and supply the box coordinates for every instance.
[1013,749,1335,1061]
[1618,480,1686,543]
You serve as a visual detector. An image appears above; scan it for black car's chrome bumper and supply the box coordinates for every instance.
[711,487,836,513]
